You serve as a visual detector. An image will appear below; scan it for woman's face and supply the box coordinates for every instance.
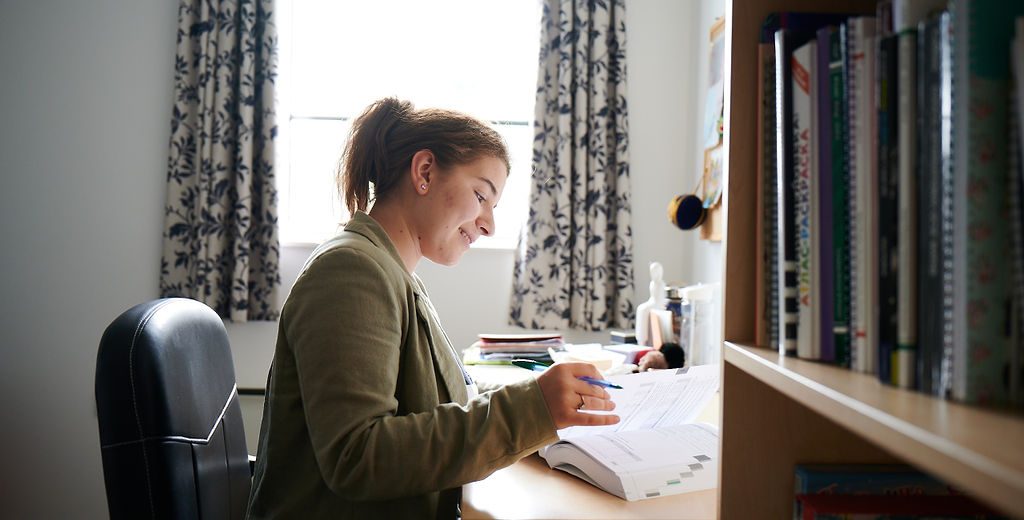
[418,155,508,266]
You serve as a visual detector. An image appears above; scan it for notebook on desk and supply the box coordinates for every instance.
[538,365,720,501]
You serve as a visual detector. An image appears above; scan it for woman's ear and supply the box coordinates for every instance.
[410,149,434,194]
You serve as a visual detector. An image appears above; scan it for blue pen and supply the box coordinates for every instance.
[577,376,623,390]
[511,359,623,389]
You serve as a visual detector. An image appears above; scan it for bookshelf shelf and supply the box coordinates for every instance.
[717,0,1024,518]
[724,342,1024,516]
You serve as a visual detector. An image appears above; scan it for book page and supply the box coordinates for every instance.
[555,364,720,442]
[564,423,718,474]
[545,423,720,500]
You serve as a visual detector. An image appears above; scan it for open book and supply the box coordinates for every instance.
[538,365,720,501]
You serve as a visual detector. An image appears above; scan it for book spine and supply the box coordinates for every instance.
[939,9,956,397]
[877,34,899,385]
[765,44,780,350]
[756,43,768,349]
[952,0,1021,405]
[850,17,879,374]
[817,26,835,363]
[895,30,918,389]
[830,27,852,368]
[793,40,816,360]
[1012,17,1024,408]
[776,29,799,357]
[810,39,823,362]
[1010,32,1024,408]
[842,22,859,370]
[793,466,959,495]
[758,43,780,350]
[917,14,944,396]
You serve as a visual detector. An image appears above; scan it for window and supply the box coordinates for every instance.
[276,0,541,247]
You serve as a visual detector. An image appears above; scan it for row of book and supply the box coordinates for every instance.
[792,465,1000,519]
[753,0,1024,408]
[464,332,563,364]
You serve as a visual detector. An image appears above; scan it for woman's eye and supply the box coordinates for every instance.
[475,192,485,203]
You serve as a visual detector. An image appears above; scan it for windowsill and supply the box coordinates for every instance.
[281,241,319,249]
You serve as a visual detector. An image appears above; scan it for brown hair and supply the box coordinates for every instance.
[339,97,511,213]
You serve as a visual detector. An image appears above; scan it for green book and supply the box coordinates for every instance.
[829,26,851,368]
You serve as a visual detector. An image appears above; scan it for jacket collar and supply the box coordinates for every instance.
[345,212,466,402]
[343,211,425,297]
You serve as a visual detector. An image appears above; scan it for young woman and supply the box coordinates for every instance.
[246,98,619,519]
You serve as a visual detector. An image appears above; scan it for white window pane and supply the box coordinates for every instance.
[289,0,540,121]
[281,118,350,244]
[278,0,540,247]
[480,123,532,247]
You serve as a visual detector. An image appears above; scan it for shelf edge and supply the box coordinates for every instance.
[724,342,1024,517]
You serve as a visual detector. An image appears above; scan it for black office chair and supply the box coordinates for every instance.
[95,298,252,519]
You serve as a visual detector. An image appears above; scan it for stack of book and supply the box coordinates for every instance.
[753,0,1024,409]
[792,465,999,519]
[468,333,563,364]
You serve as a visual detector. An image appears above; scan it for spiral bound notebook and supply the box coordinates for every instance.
[949,0,1024,405]
[845,16,877,375]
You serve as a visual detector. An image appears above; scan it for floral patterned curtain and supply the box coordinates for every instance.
[510,0,635,331]
[160,0,280,322]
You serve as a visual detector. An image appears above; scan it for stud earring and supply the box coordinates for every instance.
[420,184,427,191]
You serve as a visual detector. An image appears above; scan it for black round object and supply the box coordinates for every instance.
[668,194,706,230]
[660,342,685,368]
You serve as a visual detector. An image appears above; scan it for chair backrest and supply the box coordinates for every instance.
[95,298,250,520]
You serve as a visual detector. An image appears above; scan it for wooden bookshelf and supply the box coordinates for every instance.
[717,0,1024,518]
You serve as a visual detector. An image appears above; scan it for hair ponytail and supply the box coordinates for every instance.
[340,98,411,213]
[338,97,511,214]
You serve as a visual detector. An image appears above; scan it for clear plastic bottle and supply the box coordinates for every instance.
[682,283,719,366]
[635,262,665,346]
[664,286,684,345]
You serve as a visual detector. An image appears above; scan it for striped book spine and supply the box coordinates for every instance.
[848,17,879,374]
[793,39,817,360]
[776,29,799,356]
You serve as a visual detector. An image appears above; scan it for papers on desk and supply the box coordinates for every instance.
[539,365,720,501]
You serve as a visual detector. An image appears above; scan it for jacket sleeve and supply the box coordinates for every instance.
[476,379,504,394]
[285,248,558,501]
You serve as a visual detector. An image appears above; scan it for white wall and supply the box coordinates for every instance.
[688,0,727,287]
[0,1,176,518]
[0,0,716,517]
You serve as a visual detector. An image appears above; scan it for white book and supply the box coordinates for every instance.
[539,366,720,501]
[892,0,947,32]
[849,17,878,374]
[793,39,820,360]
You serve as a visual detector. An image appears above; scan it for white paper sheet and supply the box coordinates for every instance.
[556,364,720,441]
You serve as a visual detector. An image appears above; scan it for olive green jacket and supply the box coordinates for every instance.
[246,212,557,519]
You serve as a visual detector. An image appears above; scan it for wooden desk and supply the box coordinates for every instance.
[462,366,720,519]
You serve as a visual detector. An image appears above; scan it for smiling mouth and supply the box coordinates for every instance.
[460,228,474,246]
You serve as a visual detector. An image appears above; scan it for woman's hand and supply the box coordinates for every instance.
[536,362,620,430]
